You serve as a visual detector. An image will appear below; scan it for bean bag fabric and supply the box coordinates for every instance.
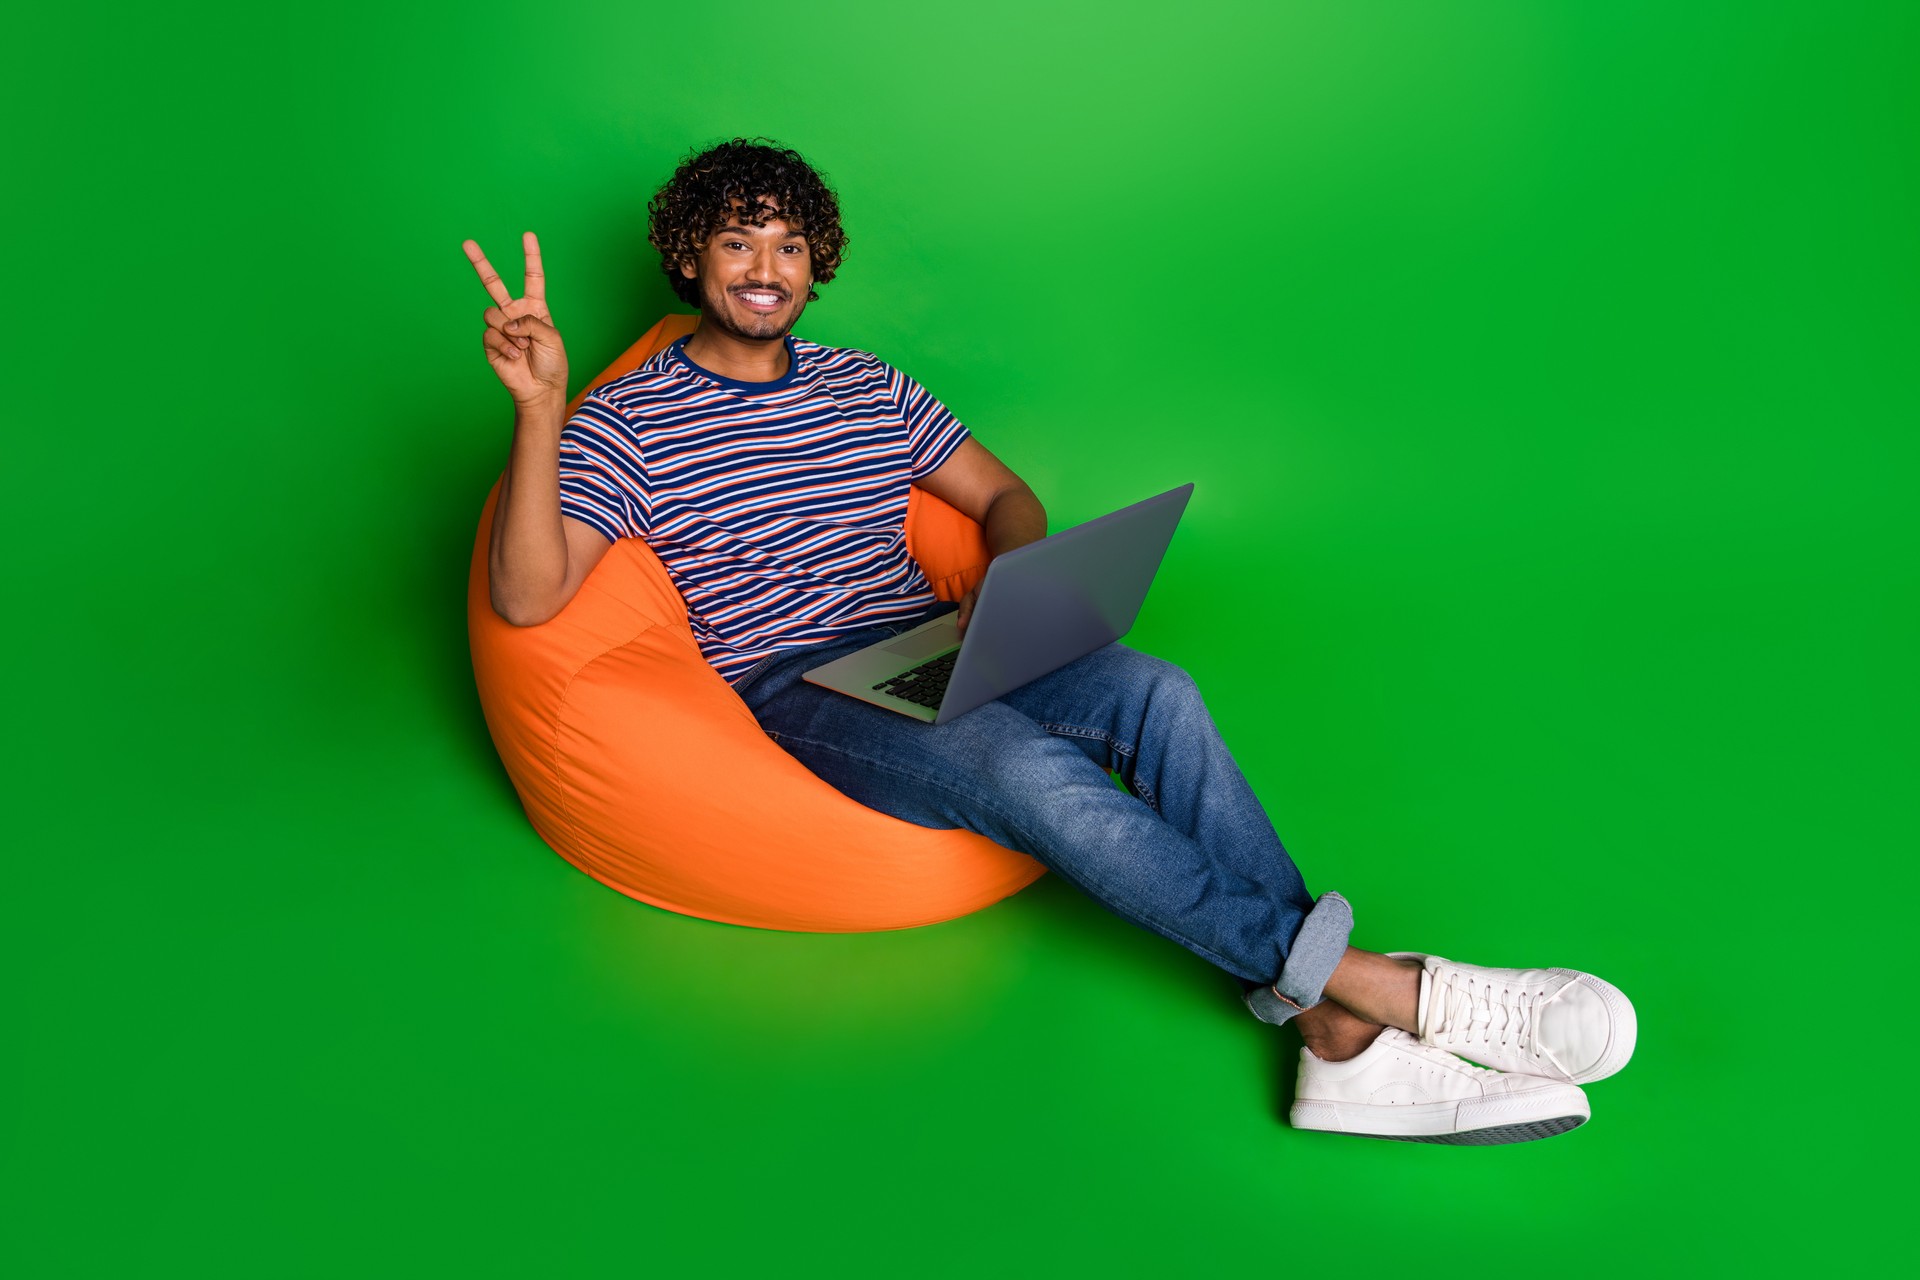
[468,314,1045,931]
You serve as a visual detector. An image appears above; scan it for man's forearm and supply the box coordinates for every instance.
[982,486,1048,561]
[489,394,573,624]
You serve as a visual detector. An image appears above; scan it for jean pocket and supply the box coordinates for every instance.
[728,651,785,696]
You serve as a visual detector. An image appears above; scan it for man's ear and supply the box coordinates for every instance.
[679,255,698,281]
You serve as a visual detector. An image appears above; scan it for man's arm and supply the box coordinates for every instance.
[464,234,612,626]
[488,390,613,626]
[914,438,1047,632]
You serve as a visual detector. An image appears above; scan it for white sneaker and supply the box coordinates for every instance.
[1290,1027,1590,1145]
[1396,953,1638,1085]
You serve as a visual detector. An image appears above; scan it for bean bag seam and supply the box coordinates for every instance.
[547,617,667,839]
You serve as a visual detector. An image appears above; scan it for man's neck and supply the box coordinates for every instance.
[683,322,792,383]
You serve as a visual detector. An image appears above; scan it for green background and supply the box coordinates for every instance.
[8,1,1912,1273]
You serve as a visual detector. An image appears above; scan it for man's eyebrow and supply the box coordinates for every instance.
[716,222,808,239]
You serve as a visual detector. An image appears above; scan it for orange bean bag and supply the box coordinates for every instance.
[468,314,1045,930]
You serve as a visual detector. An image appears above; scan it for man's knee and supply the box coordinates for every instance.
[1126,650,1208,721]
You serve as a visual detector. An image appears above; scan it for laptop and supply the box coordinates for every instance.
[804,483,1194,725]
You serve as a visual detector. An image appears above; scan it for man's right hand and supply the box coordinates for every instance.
[464,232,569,407]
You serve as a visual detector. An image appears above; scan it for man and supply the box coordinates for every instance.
[462,138,1636,1145]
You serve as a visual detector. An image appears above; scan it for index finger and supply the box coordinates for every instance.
[462,239,514,307]
[522,231,545,305]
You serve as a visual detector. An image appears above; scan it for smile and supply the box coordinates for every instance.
[734,290,785,312]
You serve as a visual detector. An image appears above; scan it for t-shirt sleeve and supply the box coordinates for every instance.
[557,393,651,542]
[887,365,972,479]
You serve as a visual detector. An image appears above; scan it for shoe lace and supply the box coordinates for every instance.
[1431,971,1542,1062]
[1392,1029,1503,1079]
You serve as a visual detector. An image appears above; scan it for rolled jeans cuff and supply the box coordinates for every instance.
[1243,891,1354,1027]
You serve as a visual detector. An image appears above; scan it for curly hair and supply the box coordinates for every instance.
[649,138,848,305]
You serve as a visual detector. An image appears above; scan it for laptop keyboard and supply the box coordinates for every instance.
[871,651,957,709]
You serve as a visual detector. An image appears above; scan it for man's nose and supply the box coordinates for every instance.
[748,244,780,284]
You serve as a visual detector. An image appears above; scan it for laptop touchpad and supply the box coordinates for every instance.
[883,627,956,661]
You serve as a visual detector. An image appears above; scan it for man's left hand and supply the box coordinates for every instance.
[955,586,981,636]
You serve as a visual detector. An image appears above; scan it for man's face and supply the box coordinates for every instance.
[682,203,814,343]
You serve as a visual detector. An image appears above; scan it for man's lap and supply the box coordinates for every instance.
[729,602,1188,824]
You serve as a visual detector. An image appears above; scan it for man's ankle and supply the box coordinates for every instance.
[1295,1000,1386,1062]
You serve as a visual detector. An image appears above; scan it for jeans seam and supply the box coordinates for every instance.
[1034,722,1158,814]
[1037,722,1136,759]
[727,651,784,696]
[766,729,1255,980]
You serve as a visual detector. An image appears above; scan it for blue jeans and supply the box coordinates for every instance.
[731,601,1352,1023]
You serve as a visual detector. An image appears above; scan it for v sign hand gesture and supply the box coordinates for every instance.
[464,232,569,408]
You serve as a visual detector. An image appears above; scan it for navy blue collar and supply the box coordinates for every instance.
[668,334,803,393]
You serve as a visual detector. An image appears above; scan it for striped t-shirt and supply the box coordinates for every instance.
[557,333,971,684]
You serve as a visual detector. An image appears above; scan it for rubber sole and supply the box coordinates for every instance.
[1290,1087,1591,1146]
[1361,1112,1587,1146]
